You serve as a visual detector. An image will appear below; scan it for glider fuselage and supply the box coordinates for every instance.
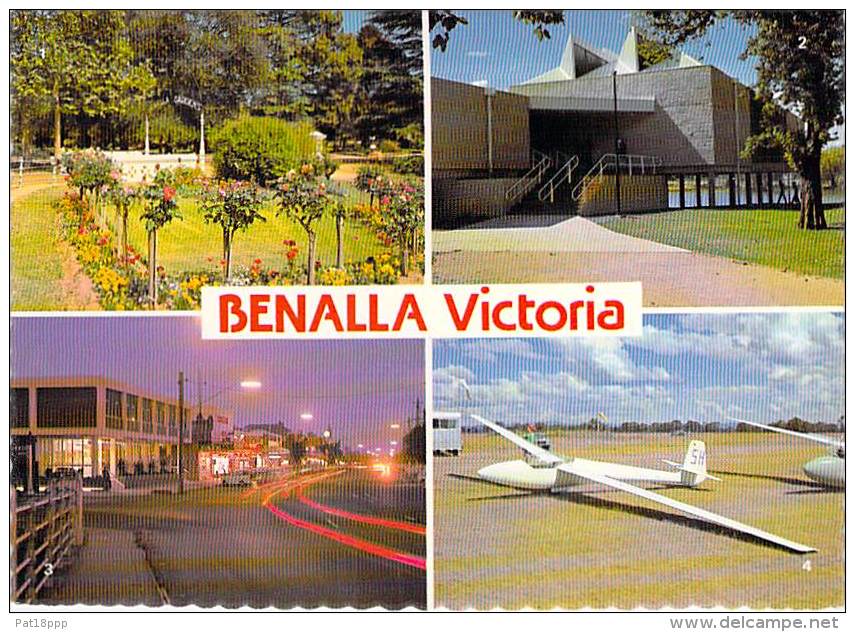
[804,455,845,488]
[478,457,688,491]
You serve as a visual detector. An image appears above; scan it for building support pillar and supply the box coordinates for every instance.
[678,175,686,209]
[708,173,716,208]
[755,173,764,206]
[745,172,753,207]
[728,173,736,208]
[695,174,702,207]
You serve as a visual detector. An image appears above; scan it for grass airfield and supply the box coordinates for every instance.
[433,431,843,610]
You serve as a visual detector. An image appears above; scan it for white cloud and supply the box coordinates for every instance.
[433,314,844,426]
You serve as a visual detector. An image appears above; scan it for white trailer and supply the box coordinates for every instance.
[433,412,463,456]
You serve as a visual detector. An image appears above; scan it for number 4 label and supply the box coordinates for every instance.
[802,560,812,572]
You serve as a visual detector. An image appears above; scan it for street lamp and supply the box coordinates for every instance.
[300,413,313,421]
[612,70,622,216]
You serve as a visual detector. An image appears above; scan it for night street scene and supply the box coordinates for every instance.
[11,317,426,609]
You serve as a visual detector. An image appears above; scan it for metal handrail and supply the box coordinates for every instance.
[538,154,580,202]
[505,154,552,201]
[571,153,662,201]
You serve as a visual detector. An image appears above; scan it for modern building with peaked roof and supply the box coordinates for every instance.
[432,28,799,226]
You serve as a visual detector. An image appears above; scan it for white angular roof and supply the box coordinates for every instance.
[519,27,701,87]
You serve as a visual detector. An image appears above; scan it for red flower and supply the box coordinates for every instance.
[162,186,176,203]
[314,261,322,270]
[286,248,298,261]
[253,258,262,265]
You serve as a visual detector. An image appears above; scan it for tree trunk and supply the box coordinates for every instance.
[121,209,129,271]
[335,214,344,268]
[402,245,410,277]
[223,228,232,282]
[307,231,317,285]
[53,82,62,161]
[798,151,826,230]
[148,230,157,307]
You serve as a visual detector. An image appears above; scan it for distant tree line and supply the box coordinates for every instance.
[11,9,423,157]
[461,415,844,434]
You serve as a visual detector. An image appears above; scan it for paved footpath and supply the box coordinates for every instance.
[433,217,843,306]
[37,528,165,606]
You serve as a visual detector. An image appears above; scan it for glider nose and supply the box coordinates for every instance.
[803,456,845,488]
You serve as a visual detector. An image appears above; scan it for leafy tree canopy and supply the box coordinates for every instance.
[640,10,844,229]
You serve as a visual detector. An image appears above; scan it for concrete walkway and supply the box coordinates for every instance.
[37,528,165,606]
[433,216,688,254]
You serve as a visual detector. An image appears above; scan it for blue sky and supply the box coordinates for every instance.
[430,10,759,90]
[433,313,844,427]
[342,10,371,34]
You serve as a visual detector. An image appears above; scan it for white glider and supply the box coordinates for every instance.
[730,417,844,489]
[472,414,816,554]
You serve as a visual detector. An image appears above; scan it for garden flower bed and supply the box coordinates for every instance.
[54,150,424,310]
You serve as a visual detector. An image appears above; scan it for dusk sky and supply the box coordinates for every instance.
[12,317,424,450]
[431,10,760,90]
[434,313,845,428]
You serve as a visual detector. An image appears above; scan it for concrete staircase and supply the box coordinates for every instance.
[511,152,581,216]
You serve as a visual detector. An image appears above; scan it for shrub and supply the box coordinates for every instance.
[210,116,316,185]
[62,149,116,200]
[378,139,400,153]
[355,164,385,192]
[392,154,424,176]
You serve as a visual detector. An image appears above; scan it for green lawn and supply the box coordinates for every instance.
[123,187,384,275]
[601,208,844,279]
[11,184,69,310]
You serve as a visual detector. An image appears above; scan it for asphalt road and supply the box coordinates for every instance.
[37,467,426,609]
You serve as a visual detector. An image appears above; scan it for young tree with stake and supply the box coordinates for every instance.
[140,176,181,306]
[275,163,340,285]
[200,180,266,282]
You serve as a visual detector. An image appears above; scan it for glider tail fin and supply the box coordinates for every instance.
[679,440,720,486]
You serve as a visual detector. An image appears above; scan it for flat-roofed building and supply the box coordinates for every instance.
[432,27,800,225]
[10,376,233,479]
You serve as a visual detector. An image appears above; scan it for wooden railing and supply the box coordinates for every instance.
[10,475,83,604]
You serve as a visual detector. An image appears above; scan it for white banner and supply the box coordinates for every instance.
[200,283,642,339]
